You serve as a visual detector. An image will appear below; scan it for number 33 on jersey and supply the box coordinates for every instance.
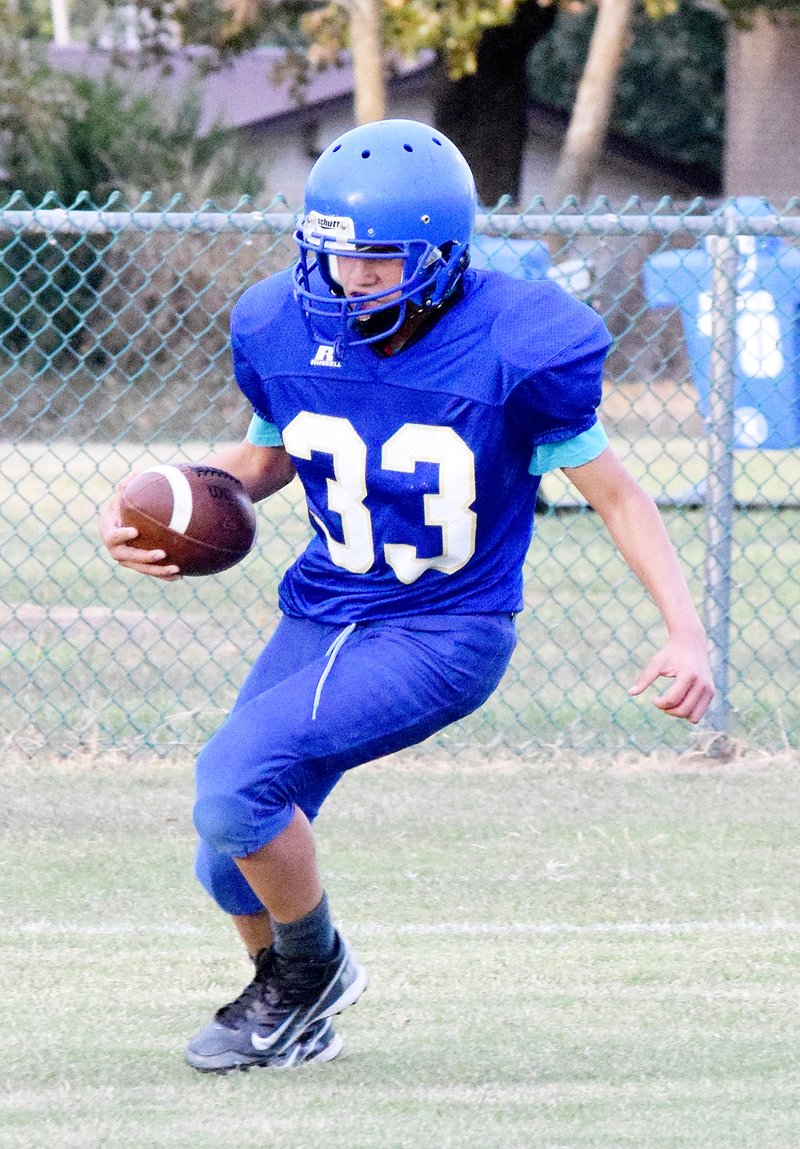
[283,412,477,585]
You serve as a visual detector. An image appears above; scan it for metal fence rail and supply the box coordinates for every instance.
[1,197,798,757]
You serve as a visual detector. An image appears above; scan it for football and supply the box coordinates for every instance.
[119,463,258,576]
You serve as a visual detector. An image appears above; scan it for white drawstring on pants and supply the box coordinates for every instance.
[311,622,357,720]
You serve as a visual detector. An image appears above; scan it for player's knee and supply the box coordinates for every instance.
[194,842,264,915]
[192,792,257,856]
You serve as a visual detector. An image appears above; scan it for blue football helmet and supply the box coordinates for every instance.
[294,119,477,353]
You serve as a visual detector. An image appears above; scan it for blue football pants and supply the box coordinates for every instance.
[193,611,516,915]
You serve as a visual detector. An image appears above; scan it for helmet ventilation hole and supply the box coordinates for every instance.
[361,150,371,158]
[404,144,413,152]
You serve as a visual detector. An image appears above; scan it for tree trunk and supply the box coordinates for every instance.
[433,0,556,208]
[50,0,70,44]
[349,0,385,124]
[724,10,800,203]
[548,0,635,208]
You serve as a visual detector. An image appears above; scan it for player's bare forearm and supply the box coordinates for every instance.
[564,448,699,631]
[563,447,714,722]
[200,441,296,503]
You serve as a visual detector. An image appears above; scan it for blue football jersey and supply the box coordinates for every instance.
[230,266,612,622]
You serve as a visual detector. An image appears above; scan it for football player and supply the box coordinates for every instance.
[100,119,714,1072]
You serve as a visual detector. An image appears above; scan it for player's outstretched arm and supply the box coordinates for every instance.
[563,446,715,724]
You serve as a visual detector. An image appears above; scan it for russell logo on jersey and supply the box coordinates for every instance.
[310,345,343,369]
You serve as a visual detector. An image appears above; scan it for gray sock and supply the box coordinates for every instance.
[272,891,336,962]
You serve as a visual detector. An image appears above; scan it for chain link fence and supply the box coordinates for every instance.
[1,196,798,758]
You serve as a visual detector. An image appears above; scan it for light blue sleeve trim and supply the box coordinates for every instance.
[246,413,283,447]
[528,421,608,475]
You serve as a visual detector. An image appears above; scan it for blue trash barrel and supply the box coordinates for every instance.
[643,198,800,449]
[470,236,551,280]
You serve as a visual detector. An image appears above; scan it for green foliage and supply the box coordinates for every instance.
[172,0,311,54]
[0,16,263,367]
[615,6,724,175]
[718,0,800,26]
[0,12,263,204]
[1,70,264,207]
[528,2,725,177]
[4,0,54,38]
[56,72,263,205]
[167,0,533,79]
[0,18,78,196]
[377,0,527,77]
[0,229,112,370]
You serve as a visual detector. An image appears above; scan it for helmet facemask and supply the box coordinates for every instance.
[294,229,469,352]
[292,120,477,356]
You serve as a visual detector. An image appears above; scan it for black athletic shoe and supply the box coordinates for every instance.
[248,932,367,1056]
[184,932,366,1071]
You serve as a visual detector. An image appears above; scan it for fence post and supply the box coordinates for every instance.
[703,219,739,740]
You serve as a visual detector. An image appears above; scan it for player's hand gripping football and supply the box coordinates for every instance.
[99,475,182,581]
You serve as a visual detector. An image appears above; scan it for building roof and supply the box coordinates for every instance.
[47,44,435,137]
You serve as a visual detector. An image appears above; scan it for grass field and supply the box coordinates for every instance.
[3,744,800,1148]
